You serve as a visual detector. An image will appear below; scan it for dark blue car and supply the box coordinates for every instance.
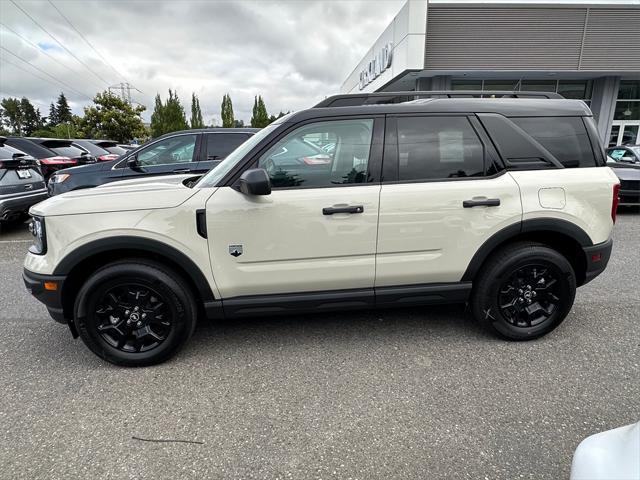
[48,128,258,195]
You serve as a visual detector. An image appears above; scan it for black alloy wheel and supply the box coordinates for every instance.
[471,242,576,340]
[74,260,197,367]
[497,263,562,328]
[94,284,172,353]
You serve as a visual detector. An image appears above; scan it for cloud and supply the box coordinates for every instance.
[0,0,405,124]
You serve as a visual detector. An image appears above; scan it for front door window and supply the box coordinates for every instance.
[136,134,197,166]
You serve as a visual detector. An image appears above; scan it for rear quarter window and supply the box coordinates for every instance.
[510,117,596,168]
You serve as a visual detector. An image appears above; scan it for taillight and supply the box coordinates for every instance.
[611,183,620,223]
[98,154,119,162]
[40,156,76,165]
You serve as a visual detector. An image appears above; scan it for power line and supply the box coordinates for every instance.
[9,0,110,87]
[47,0,131,86]
[0,22,104,92]
[0,46,93,100]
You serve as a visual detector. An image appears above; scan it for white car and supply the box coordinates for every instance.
[23,91,619,366]
[571,421,640,479]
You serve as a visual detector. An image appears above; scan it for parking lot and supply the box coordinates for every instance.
[0,213,638,479]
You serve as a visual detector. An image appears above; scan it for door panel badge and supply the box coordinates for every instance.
[229,244,243,257]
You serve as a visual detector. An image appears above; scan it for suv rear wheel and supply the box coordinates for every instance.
[471,242,576,340]
[73,260,197,366]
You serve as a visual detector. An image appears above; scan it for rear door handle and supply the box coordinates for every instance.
[172,168,191,174]
[463,197,501,208]
[322,205,364,215]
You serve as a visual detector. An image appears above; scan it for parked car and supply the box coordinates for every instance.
[23,91,618,366]
[606,145,640,164]
[0,137,47,225]
[118,144,139,152]
[73,139,128,162]
[571,421,640,479]
[48,128,258,195]
[5,137,95,180]
[606,155,640,206]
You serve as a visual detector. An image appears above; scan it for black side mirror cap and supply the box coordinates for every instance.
[127,156,144,171]
[239,168,271,196]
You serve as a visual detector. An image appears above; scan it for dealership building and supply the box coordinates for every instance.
[342,0,640,146]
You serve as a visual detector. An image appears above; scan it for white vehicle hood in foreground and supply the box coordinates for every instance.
[570,421,640,479]
[30,177,199,217]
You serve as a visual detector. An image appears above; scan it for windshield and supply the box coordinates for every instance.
[196,124,279,188]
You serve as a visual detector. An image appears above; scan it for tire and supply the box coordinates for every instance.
[470,241,576,341]
[74,259,197,367]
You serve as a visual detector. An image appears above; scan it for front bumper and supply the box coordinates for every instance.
[23,269,68,324]
[0,189,48,220]
[582,237,613,285]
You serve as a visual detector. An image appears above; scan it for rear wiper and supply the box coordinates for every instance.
[12,153,26,159]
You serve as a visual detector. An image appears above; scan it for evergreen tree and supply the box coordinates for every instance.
[0,97,23,135]
[190,93,204,129]
[20,98,44,136]
[233,119,245,128]
[150,94,164,138]
[250,95,270,128]
[149,90,188,137]
[221,93,235,128]
[47,102,58,127]
[55,92,72,124]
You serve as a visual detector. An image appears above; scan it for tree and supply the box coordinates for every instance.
[190,93,204,129]
[233,119,245,128]
[20,98,44,136]
[250,95,270,128]
[149,90,188,137]
[79,92,147,143]
[47,102,58,127]
[221,93,234,128]
[0,97,23,134]
[55,92,72,124]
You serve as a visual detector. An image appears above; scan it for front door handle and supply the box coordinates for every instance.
[322,205,364,215]
[172,168,191,174]
[463,197,501,208]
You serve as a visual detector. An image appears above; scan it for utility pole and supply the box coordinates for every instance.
[108,82,134,104]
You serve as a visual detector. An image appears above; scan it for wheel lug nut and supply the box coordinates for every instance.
[125,310,130,315]
[134,306,139,311]
[136,321,142,327]
[141,313,146,319]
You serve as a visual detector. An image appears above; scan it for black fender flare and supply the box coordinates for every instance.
[53,236,216,303]
[461,218,593,282]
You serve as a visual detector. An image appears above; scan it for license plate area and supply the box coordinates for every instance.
[17,169,32,179]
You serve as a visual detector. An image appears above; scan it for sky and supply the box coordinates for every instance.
[0,0,406,124]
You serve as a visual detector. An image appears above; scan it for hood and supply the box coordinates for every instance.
[30,176,199,217]
[97,173,199,189]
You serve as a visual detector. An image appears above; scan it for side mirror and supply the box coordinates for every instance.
[127,155,144,172]
[239,168,271,196]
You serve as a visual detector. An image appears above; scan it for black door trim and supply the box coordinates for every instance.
[216,282,471,319]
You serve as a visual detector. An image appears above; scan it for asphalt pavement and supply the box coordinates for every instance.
[0,213,638,479]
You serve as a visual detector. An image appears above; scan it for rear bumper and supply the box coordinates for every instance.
[23,269,67,324]
[0,189,48,219]
[582,238,613,285]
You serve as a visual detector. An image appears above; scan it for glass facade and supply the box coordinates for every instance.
[451,79,593,102]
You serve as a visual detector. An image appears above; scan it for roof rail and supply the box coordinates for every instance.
[314,90,564,108]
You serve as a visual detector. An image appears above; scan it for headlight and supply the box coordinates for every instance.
[49,173,70,184]
[28,216,47,255]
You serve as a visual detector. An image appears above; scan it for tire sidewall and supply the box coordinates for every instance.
[476,247,576,340]
[74,263,195,366]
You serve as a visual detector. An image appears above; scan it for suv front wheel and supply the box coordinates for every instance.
[74,260,197,366]
[471,242,576,340]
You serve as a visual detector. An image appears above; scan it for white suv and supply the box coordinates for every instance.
[23,92,620,366]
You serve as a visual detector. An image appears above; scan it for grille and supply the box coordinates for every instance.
[620,180,640,192]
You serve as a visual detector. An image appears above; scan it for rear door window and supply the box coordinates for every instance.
[396,116,485,181]
[510,117,596,168]
[206,133,251,161]
[49,145,87,158]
